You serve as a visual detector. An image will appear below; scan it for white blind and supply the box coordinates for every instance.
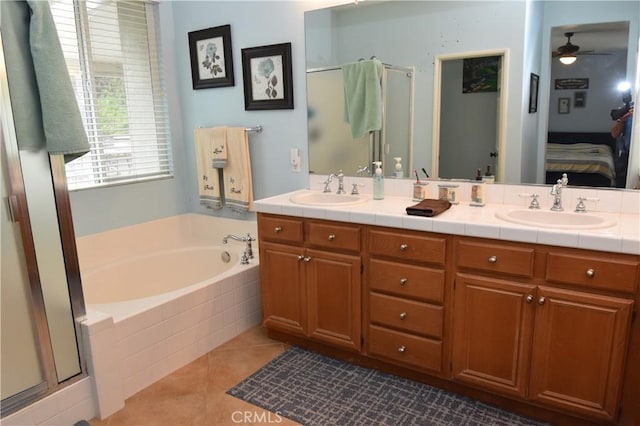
[50,0,173,190]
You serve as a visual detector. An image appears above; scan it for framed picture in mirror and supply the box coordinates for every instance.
[574,91,586,108]
[529,73,539,113]
[241,42,294,110]
[558,97,570,114]
[188,25,234,90]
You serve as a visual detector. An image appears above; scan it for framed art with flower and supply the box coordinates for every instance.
[188,25,234,89]
[241,42,293,110]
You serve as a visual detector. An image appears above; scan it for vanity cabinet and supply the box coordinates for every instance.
[258,214,362,351]
[452,237,636,422]
[257,212,640,424]
[366,227,448,373]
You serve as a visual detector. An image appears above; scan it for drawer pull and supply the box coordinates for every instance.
[328,234,336,241]
[400,244,408,251]
[274,226,283,233]
[399,312,407,320]
[398,346,406,353]
[586,268,595,278]
[488,255,497,263]
[526,294,534,304]
[399,278,408,286]
[538,296,546,305]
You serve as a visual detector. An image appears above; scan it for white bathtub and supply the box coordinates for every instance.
[77,214,262,419]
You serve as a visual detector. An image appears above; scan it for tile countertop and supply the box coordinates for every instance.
[254,186,640,255]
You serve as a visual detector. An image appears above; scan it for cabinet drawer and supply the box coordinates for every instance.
[369,293,443,338]
[369,259,444,303]
[307,221,360,252]
[368,325,442,372]
[456,240,534,278]
[258,215,303,244]
[369,229,446,265]
[546,253,639,293]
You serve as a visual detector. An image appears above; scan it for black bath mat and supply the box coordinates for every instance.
[227,346,547,425]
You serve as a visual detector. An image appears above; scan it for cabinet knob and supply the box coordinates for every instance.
[538,296,546,305]
[399,312,407,320]
[400,243,408,251]
[398,346,406,353]
[297,255,305,261]
[303,256,312,262]
[488,255,497,263]
[586,268,595,278]
[526,294,534,304]
[399,278,408,286]
[328,234,336,241]
[274,226,283,233]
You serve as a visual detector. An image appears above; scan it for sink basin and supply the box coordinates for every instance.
[495,209,616,230]
[289,191,367,206]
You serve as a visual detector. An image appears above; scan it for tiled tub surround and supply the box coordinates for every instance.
[257,176,640,254]
[79,214,261,419]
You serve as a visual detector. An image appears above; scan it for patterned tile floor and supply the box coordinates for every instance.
[90,326,299,425]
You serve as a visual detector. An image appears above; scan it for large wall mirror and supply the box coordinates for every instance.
[304,1,639,189]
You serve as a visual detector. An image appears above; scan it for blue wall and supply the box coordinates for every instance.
[70,1,318,236]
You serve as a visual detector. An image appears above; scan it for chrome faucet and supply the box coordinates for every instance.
[550,174,568,212]
[335,170,345,194]
[222,233,255,264]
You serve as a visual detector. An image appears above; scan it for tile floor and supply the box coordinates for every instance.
[89,326,300,425]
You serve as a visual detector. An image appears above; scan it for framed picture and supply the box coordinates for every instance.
[241,42,294,110]
[558,97,570,114]
[462,56,501,93]
[574,91,587,108]
[188,25,234,90]
[554,78,589,90]
[528,73,539,113]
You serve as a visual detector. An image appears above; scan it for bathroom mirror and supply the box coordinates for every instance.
[304,0,639,187]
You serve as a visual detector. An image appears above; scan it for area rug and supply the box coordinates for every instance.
[227,346,547,426]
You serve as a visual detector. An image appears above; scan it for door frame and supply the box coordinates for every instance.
[432,49,509,181]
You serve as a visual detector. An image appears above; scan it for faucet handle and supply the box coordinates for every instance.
[351,183,363,195]
[529,194,540,209]
[575,196,599,213]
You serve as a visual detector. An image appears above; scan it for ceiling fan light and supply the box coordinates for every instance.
[559,55,577,65]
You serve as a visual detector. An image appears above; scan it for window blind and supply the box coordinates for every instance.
[50,0,173,190]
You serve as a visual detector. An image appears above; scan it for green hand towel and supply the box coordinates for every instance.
[342,59,383,139]
[2,0,89,162]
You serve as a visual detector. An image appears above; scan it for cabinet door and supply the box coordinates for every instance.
[260,242,306,336]
[530,286,633,421]
[306,249,361,351]
[452,273,536,398]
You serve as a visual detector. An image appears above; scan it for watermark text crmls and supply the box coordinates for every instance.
[231,410,283,424]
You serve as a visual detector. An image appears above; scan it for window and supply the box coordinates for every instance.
[50,0,173,190]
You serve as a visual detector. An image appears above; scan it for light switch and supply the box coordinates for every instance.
[290,148,301,172]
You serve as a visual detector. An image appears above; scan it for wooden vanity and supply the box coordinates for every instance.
[257,212,640,425]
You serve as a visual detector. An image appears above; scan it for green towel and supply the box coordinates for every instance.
[342,59,383,139]
[1,0,89,162]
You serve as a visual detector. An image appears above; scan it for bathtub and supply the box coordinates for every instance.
[76,214,261,418]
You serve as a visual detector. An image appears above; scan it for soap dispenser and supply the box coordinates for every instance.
[372,161,384,200]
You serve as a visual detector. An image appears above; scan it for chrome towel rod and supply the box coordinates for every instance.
[246,125,262,133]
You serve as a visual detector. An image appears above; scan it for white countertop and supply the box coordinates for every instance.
[254,189,640,255]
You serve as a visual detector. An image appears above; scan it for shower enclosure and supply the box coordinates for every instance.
[1,29,86,418]
[307,64,414,177]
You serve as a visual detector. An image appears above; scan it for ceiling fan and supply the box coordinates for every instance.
[552,32,610,64]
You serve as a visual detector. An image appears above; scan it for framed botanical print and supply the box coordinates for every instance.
[241,42,293,110]
[188,25,234,89]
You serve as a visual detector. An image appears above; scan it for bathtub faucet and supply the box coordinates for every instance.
[222,233,255,264]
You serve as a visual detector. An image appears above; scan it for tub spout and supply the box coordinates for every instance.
[222,233,255,263]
